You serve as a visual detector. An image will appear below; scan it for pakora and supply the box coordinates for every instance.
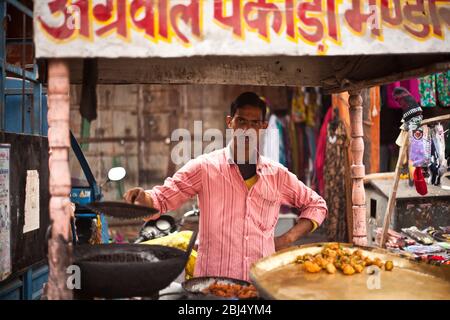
[295,244,395,276]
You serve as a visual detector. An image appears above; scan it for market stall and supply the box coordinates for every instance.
[31,0,450,299]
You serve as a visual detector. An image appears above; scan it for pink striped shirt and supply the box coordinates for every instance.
[147,147,327,281]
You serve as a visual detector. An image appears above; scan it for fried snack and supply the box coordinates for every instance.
[203,282,258,299]
[385,261,394,271]
[352,250,363,258]
[297,244,394,276]
[314,256,329,269]
[373,258,384,269]
[325,243,340,250]
[325,263,336,274]
[304,261,322,273]
[342,264,355,275]
[353,264,364,273]
[364,257,373,266]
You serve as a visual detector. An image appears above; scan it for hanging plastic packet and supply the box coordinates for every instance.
[409,125,431,167]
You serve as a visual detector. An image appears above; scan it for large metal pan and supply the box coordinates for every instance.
[250,243,450,300]
[73,231,197,299]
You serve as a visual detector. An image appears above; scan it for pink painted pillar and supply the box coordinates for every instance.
[46,60,73,299]
[348,90,367,246]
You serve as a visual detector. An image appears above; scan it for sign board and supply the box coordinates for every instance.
[34,0,450,58]
[0,145,11,281]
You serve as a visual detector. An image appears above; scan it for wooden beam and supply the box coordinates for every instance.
[61,54,450,94]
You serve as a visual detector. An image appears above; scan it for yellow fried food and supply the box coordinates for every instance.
[323,248,337,258]
[303,253,314,261]
[326,243,340,250]
[342,264,355,275]
[304,261,322,273]
[385,261,394,271]
[314,256,329,268]
[373,258,384,268]
[353,264,364,273]
[298,244,393,276]
[364,257,373,266]
[325,263,336,274]
[352,250,363,258]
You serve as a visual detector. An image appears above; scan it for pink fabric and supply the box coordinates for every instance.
[314,107,333,195]
[386,79,420,108]
[147,146,328,281]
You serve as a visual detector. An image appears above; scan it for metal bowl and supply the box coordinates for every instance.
[182,276,259,300]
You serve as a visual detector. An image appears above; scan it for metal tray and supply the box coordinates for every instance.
[250,243,450,300]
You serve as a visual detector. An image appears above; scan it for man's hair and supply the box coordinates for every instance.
[230,92,267,120]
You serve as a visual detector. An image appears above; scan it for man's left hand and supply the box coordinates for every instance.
[274,234,293,251]
[274,219,315,251]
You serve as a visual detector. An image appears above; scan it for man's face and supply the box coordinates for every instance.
[226,105,268,163]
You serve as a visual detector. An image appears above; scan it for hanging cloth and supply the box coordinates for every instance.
[323,118,350,242]
[291,88,306,123]
[436,71,450,107]
[419,74,437,107]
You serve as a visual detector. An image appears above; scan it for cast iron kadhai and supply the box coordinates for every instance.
[73,231,197,299]
[82,201,160,220]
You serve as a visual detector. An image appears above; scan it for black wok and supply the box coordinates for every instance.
[73,231,197,299]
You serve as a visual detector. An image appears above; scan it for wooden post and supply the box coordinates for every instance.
[46,60,73,299]
[348,90,367,246]
[380,130,408,248]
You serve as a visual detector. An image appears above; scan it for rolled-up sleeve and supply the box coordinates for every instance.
[279,169,328,225]
[147,157,203,214]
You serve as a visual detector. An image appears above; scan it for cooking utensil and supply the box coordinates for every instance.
[182,276,258,300]
[250,242,450,300]
[83,201,159,219]
[73,231,197,299]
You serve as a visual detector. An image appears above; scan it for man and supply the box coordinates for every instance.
[124,92,327,281]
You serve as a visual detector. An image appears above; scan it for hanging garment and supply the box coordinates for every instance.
[291,88,306,123]
[409,125,431,167]
[392,86,423,131]
[429,124,447,186]
[288,118,299,177]
[324,119,350,242]
[419,75,437,107]
[436,71,450,107]
[413,167,428,196]
[295,123,306,182]
[304,88,318,127]
[314,107,333,195]
[386,79,420,109]
[305,126,317,163]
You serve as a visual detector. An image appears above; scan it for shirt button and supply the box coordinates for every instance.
[245,236,249,241]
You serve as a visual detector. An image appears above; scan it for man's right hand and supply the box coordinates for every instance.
[123,187,153,208]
